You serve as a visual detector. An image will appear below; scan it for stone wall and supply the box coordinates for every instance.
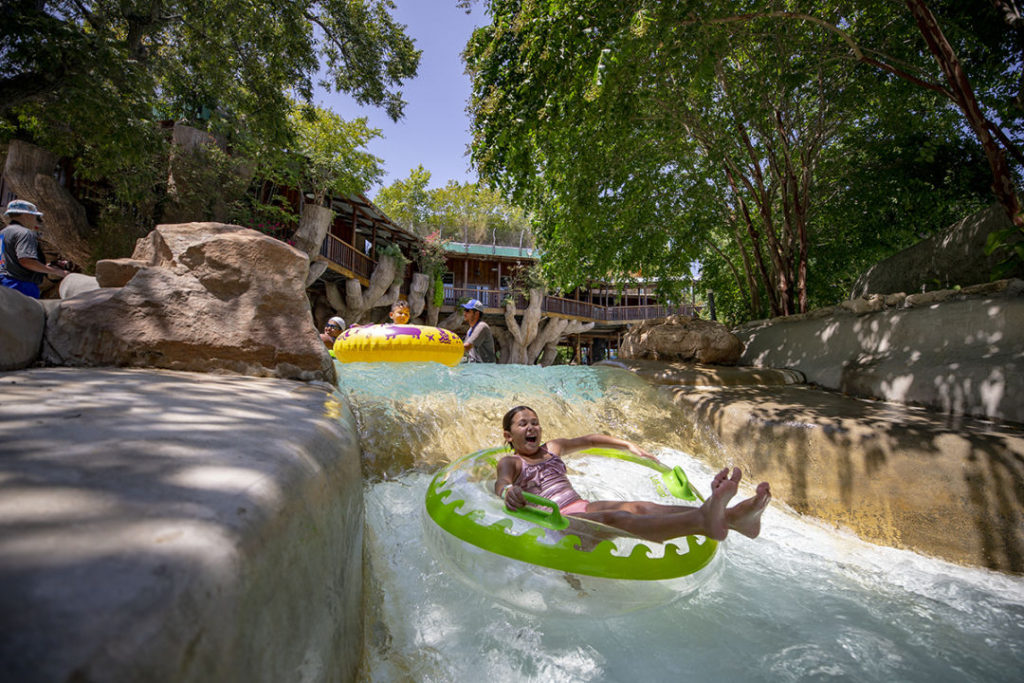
[734,280,1024,424]
[850,203,1022,298]
[0,369,364,682]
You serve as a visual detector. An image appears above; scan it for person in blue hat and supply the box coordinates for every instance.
[461,298,496,363]
[0,200,70,298]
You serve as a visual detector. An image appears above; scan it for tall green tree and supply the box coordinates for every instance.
[1,0,419,260]
[374,167,533,246]
[466,0,1008,321]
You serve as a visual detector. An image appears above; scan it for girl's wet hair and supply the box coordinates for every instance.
[502,405,536,432]
[390,300,410,312]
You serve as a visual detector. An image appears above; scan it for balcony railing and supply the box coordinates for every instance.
[443,287,695,323]
[320,233,376,281]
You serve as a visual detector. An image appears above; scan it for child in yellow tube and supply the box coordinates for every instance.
[388,300,411,324]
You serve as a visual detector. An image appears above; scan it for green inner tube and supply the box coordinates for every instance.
[424,446,719,581]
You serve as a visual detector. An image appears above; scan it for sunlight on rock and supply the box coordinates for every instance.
[880,374,914,402]
[980,368,1005,417]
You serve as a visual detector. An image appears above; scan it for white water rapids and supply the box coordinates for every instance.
[334,363,1024,682]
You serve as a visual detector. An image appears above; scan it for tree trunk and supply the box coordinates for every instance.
[4,139,92,267]
[502,287,545,363]
[906,0,1022,226]
[531,319,594,366]
[304,256,329,289]
[324,254,401,324]
[407,272,430,321]
[292,203,335,259]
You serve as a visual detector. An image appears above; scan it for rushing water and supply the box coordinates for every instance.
[334,363,1024,682]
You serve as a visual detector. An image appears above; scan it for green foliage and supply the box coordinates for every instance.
[416,230,451,281]
[375,164,434,227]
[374,166,534,245]
[255,104,384,205]
[378,240,410,286]
[167,139,253,222]
[466,0,1014,323]
[0,0,419,257]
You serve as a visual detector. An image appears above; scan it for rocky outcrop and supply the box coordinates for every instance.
[851,203,1022,297]
[58,273,99,299]
[3,139,93,267]
[0,368,363,682]
[43,223,334,382]
[0,286,44,370]
[619,315,743,364]
[674,383,1024,573]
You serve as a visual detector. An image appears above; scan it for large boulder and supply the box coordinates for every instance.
[58,273,99,299]
[42,223,334,382]
[0,286,44,370]
[619,315,743,364]
[851,203,1022,297]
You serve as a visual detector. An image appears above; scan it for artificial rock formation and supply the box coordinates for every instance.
[851,203,1022,297]
[500,288,594,365]
[0,286,45,370]
[3,140,93,267]
[619,315,743,365]
[735,279,1024,423]
[323,253,402,325]
[43,222,334,382]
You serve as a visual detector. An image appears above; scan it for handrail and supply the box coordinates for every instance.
[442,287,695,323]
[320,233,376,280]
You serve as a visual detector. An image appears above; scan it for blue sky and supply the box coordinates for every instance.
[317,1,487,194]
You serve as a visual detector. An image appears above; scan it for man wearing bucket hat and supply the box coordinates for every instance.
[0,200,70,298]
[461,298,496,363]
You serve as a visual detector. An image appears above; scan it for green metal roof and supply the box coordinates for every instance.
[443,241,540,260]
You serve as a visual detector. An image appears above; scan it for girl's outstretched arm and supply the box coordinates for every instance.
[547,434,659,462]
[495,455,526,510]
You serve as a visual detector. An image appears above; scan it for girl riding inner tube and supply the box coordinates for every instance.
[425,445,720,581]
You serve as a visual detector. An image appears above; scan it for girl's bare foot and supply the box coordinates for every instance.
[701,468,740,540]
[726,482,771,539]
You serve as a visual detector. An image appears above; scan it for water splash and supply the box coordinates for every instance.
[335,363,1024,681]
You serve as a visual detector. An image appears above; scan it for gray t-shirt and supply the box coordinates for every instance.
[0,224,45,284]
[465,320,496,363]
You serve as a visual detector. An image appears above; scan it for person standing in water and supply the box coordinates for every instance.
[495,405,771,543]
[320,316,346,349]
[461,298,496,363]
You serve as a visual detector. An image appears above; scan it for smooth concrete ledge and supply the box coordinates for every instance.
[735,293,1024,423]
[0,368,363,682]
[669,384,1024,573]
[597,358,804,386]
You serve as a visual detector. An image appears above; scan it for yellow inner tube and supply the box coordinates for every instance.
[333,324,464,366]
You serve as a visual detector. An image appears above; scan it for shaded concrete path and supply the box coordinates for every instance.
[604,359,1024,573]
[0,368,363,682]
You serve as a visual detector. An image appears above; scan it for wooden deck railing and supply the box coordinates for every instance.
[443,287,695,323]
[320,233,376,280]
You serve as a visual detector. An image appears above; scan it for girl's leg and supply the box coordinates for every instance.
[725,481,771,538]
[572,468,740,542]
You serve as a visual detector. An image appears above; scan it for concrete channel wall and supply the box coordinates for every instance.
[0,368,364,682]
[735,283,1024,424]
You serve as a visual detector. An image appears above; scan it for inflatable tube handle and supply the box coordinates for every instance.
[506,492,570,530]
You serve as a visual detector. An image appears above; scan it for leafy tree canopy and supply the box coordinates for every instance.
[374,165,534,246]
[260,103,385,205]
[0,0,419,260]
[465,0,1017,323]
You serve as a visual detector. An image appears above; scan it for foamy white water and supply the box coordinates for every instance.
[334,363,1024,681]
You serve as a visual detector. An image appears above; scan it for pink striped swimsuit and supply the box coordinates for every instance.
[514,449,590,515]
